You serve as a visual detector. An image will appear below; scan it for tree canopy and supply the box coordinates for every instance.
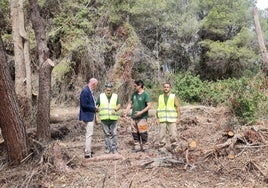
[1,0,268,96]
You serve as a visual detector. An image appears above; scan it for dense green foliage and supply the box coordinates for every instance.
[174,72,204,103]
[197,0,260,80]
[129,0,199,73]
[173,72,268,124]
[0,0,11,36]
[2,0,267,82]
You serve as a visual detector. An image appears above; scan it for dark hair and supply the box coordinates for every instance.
[134,80,144,88]
[163,82,171,87]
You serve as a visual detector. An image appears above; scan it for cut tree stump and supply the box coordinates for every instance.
[52,142,72,173]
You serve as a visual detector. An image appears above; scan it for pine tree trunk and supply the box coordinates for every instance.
[10,0,32,123]
[18,0,33,120]
[0,36,28,165]
[253,7,268,77]
[29,0,54,143]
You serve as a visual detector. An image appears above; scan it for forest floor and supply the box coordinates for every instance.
[0,105,268,188]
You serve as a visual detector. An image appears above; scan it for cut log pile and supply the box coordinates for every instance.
[139,123,268,180]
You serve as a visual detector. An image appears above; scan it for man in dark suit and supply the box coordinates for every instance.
[79,78,98,158]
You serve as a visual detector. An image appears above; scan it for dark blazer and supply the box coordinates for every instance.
[79,86,97,122]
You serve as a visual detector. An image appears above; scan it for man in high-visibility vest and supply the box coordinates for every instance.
[96,83,121,154]
[156,83,181,153]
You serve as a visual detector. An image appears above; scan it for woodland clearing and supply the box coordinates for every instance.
[0,105,267,188]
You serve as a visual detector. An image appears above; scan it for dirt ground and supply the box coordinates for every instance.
[0,105,268,188]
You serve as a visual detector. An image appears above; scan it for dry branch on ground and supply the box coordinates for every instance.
[1,106,268,187]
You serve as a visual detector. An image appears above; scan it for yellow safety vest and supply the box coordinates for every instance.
[99,93,119,120]
[157,94,178,123]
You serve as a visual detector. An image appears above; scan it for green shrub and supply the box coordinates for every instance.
[53,58,73,81]
[228,77,265,124]
[201,78,248,106]
[231,95,257,124]
[173,72,267,125]
[174,72,204,103]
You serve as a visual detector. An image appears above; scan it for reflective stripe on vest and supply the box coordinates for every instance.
[99,93,119,120]
[157,94,177,122]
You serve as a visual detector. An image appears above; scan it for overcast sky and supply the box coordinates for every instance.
[257,0,268,9]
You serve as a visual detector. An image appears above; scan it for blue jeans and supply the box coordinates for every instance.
[101,120,118,152]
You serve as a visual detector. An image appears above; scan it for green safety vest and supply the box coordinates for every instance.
[99,93,119,120]
[157,94,178,123]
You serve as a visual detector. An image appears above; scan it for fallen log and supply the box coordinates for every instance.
[202,134,239,159]
[51,126,70,139]
[26,126,72,141]
[141,157,186,168]
[85,153,124,162]
[50,109,78,123]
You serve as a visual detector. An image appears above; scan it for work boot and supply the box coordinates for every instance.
[132,142,139,152]
[158,147,168,154]
[140,142,149,152]
[84,151,94,158]
[105,149,111,154]
[112,149,118,154]
[169,143,177,153]
[84,154,92,158]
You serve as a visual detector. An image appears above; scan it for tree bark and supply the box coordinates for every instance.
[253,7,268,77]
[0,36,28,165]
[29,0,54,143]
[18,0,32,115]
[10,0,26,94]
[10,0,32,121]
